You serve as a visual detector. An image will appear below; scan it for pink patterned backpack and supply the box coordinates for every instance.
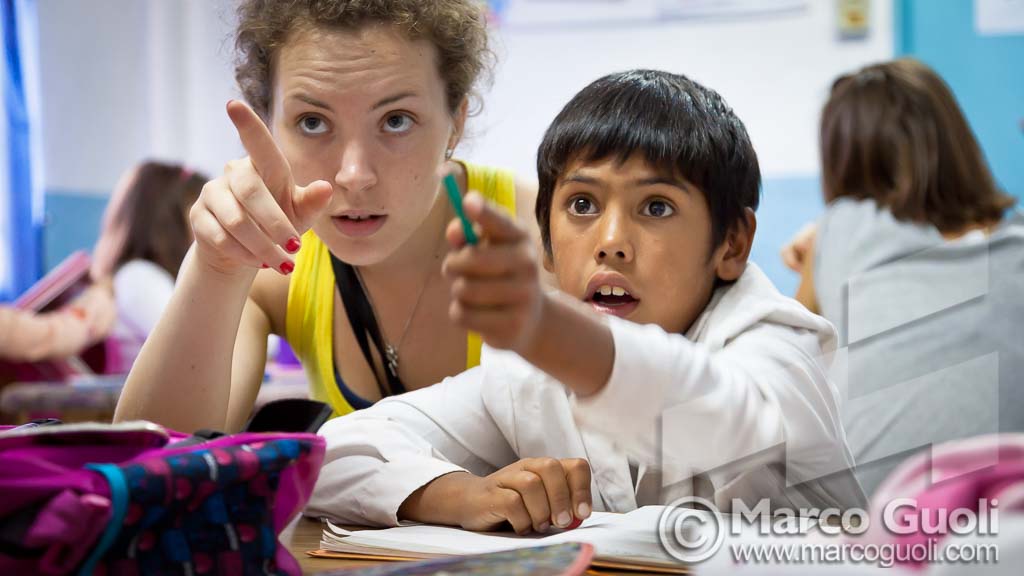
[0,401,328,575]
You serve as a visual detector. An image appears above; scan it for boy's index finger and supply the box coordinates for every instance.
[226,100,294,202]
[463,192,525,244]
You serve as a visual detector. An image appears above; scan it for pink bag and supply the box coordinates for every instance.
[0,420,325,575]
[862,433,1024,569]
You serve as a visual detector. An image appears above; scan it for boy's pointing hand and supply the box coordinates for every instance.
[443,193,548,353]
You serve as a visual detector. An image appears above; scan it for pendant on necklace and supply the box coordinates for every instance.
[385,344,399,378]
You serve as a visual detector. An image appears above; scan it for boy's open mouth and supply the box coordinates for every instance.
[586,284,640,318]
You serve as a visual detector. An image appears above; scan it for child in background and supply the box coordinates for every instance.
[308,69,865,533]
[781,58,1024,495]
[91,161,208,372]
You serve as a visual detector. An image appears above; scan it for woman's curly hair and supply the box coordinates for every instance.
[234,0,494,121]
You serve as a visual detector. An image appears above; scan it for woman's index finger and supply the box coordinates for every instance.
[226,100,294,203]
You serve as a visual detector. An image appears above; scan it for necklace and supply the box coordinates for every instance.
[352,204,448,379]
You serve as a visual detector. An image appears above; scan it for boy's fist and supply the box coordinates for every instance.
[443,193,547,353]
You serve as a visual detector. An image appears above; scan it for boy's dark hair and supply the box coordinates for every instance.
[535,69,761,256]
[821,58,1014,232]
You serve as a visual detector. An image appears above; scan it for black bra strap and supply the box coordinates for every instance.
[329,254,404,399]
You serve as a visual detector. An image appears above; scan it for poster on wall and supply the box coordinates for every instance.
[485,0,807,29]
[657,0,807,19]
[975,0,1024,36]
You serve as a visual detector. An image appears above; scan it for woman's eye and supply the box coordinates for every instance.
[298,116,328,135]
[643,199,675,218]
[383,113,414,134]
[569,196,598,215]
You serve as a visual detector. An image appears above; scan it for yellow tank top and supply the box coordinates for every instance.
[285,161,517,417]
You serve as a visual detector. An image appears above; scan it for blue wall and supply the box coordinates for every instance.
[43,190,107,272]
[749,177,825,296]
[897,0,1024,201]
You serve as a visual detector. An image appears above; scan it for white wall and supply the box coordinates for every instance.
[467,0,894,179]
[36,0,892,196]
[38,0,241,195]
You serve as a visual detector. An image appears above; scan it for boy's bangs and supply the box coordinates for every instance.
[542,78,707,191]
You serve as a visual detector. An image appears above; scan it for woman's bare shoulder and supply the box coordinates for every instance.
[249,268,292,336]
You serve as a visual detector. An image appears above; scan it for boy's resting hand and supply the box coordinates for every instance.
[399,458,593,534]
[443,193,547,353]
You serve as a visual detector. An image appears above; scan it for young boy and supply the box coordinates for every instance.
[307,70,865,533]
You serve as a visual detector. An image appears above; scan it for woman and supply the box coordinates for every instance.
[782,59,1024,495]
[91,161,208,372]
[114,1,539,432]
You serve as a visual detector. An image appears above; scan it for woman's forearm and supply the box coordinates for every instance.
[114,248,259,431]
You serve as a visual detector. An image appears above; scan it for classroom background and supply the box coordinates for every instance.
[2,2,1024,572]
[1,0,1022,300]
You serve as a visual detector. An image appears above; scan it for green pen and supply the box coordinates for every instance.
[444,173,478,245]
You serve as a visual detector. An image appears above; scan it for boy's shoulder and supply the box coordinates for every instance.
[689,263,836,354]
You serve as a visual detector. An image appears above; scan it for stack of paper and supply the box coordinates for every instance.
[318,506,688,572]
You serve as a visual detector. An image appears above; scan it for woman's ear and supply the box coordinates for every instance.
[448,98,470,152]
[714,208,757,282]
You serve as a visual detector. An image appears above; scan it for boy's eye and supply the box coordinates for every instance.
[383,113,414,134]
[642,199,675,218]
[568,196,598,215]
[298,115,328,135]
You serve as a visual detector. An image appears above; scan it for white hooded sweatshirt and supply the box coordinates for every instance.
[306,263,867,525]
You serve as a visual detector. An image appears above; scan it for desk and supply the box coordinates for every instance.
[0,370,308,425]
[280,516,680,575]
[281,516,385,574]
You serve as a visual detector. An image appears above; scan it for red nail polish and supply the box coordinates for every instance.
[566,517,583,530]
[261,263,269,269]
[286,237,302,253]
[280,262,295,275]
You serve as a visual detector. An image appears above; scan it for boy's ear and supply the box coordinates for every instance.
[714,208,756,282]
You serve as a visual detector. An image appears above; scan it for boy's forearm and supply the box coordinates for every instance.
[519,294,614,397]
[398,471,475,526]
[114,248,257,431]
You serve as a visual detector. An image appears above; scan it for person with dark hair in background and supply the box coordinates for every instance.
[91,161,209,372]
[781,58,1024,495]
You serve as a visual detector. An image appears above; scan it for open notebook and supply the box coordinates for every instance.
[314,506,690,574]
[12,250,92,311]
